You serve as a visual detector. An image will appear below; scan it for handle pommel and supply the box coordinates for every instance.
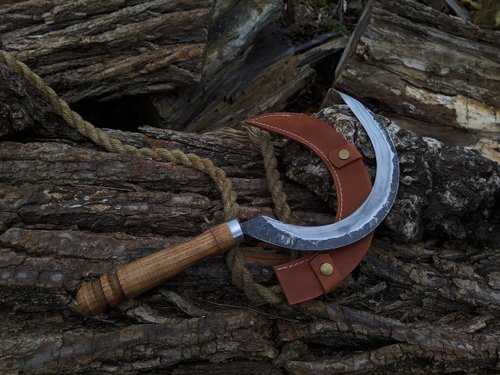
[76,221,241,315]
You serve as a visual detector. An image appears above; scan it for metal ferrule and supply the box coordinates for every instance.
[227,219,244,244]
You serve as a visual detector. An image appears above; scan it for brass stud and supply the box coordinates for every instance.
[319,262,334,276]
[338,149,350,160]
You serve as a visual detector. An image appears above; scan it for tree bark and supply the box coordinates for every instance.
[334,0,500,141]
[0,59,499,374]
[0,0,348,134]
[0,0,213,102]
[149,1,346,133]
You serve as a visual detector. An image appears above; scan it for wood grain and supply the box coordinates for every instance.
[77,222,238,315]
[0,57,499,373]
[0,0,214,102]
[334,0,500,138]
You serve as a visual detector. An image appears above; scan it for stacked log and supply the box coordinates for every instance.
[334,0,500,159]
[0,0,214,102]
[0,0,499,373]
[0,58,499,373]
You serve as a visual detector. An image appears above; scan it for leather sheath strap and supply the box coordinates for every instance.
[244,113,373,304]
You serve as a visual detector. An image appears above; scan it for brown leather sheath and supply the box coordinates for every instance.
[244,113,373,304]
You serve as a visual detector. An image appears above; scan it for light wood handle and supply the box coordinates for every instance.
[76,222,238,316]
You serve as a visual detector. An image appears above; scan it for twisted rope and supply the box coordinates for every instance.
[0,49,292,304]
[224,125,300,304]
[245,126,296,223]
[246,125,299,262]
[0,50,239,221]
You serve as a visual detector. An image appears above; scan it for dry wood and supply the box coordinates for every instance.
[140,1,346,133]
[177,35,347,133]
[334,0,500,143]
[444,0,471,20]
[0,0,213,102]
[0,0,344,135]
[0,29,499,374]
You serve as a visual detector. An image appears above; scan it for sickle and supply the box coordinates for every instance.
[240,92,398,304]
[240,93,400,250]
[77,93,399,315]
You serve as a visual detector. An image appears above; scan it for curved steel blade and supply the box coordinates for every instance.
[241,92,400,251]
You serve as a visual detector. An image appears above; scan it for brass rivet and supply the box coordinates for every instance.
[338,149,350,160]
[319,262,334,276]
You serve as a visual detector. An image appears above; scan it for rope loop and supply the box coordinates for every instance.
[0,49,295,304]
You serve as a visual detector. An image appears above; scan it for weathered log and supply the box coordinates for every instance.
[150,1,348,133]
[0,0,346,135]
[0,0,340,135]
[168,35,347,133]
[0,0,213,102]
[1,56,499,373]
[334,0,500,144]
[149,0,286,132]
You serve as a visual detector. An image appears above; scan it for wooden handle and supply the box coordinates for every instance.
[76,222,238,315]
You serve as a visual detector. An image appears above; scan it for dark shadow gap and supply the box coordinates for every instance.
[72,94,159,132]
